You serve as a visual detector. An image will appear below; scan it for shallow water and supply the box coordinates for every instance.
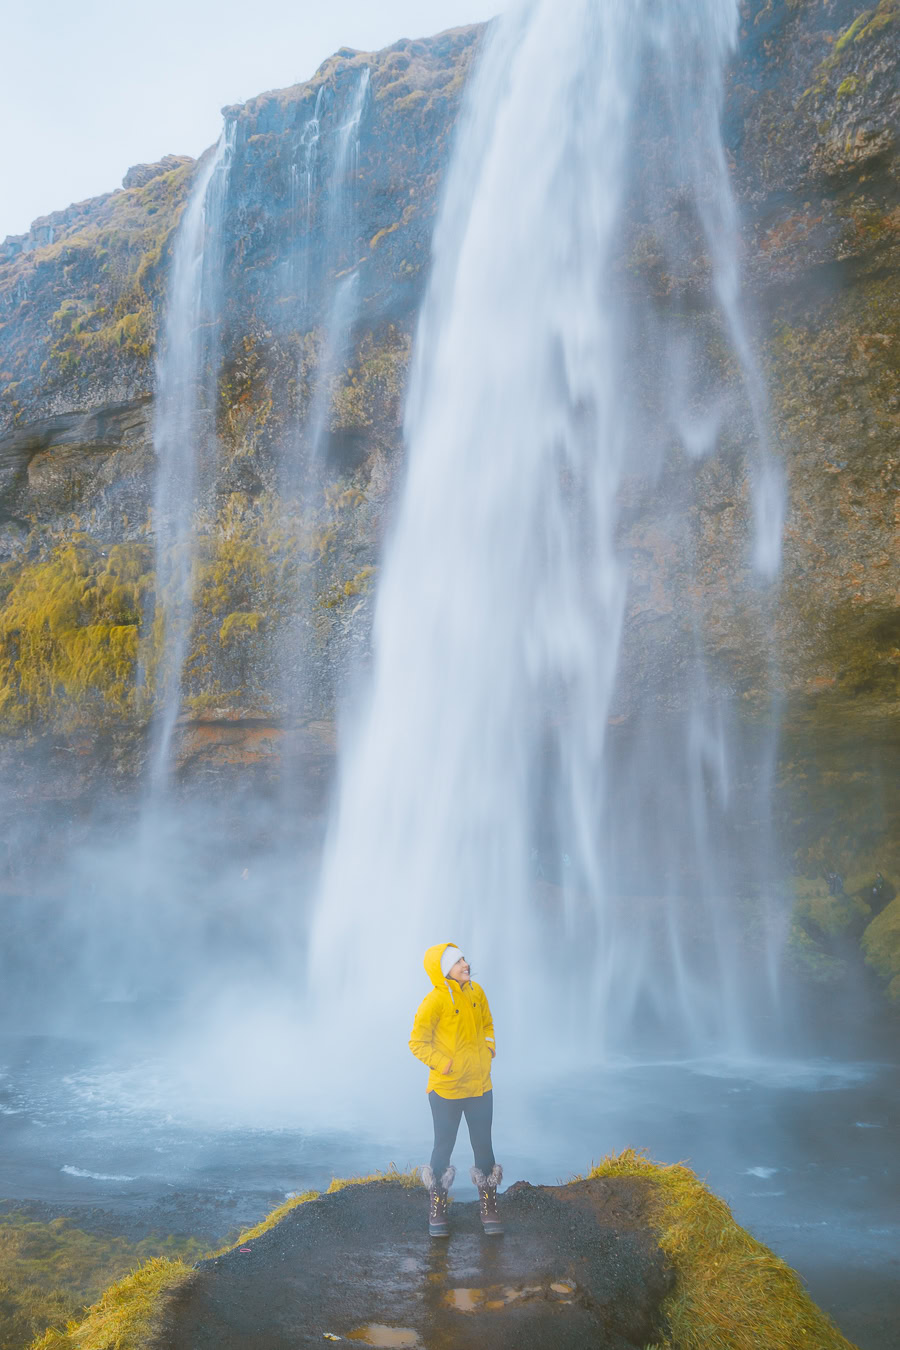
[0,1031,896,1349]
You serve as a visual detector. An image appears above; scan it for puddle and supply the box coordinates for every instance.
[345,1326,420,1347]
[444,1280,574,1312]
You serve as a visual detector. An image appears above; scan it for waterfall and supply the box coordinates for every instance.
[306,0,784,1070]
[292,86,325,310]
[279,68,370,738]
[148,122,236,789]
[304,67,370,470]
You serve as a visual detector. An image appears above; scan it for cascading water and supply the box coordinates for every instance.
[278,68,370,743]
[302,67,370,470]
[306,0,785,1073]
[148,122,236,790]
[291,87,325,312]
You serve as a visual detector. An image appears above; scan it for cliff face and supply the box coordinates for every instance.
[0,26,479,754]
[0,5,899,990]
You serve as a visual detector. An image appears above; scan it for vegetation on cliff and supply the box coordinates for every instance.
[862,892,900,1000]
[0,1212,203,1350]
[589,1151,854,1350]
[0,160,195,419]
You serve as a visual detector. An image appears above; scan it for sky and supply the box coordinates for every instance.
[2,0,504,240]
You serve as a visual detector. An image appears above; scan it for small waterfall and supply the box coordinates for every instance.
[304,67,370,470]
[306,0,784,1069]
[148,122,236,789]
[278,68,370,741]
[292,87,325,310]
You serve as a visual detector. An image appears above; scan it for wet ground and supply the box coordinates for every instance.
[156,1177,671,1350]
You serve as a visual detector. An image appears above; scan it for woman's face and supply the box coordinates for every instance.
[447,955,470,983]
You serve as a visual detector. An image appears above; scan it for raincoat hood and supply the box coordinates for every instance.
[424,942,462,989]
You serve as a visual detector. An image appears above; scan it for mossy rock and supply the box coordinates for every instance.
[787,922,849,984]
[792,878,872,939]
[861,893,900,1001]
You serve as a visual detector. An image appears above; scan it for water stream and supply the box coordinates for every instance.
[147,122,236,791]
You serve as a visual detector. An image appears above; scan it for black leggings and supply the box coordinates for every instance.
[429,1089,495,1176]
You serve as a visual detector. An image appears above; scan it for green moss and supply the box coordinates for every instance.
[862,894,900,1000]
[588,1151,854,1350]
[835,10,874,52]
[787,922,848,984]
[836,75,860,100]
[854,0,897,42]
[792,878,871,938]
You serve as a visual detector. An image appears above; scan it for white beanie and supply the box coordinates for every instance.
[440,945,462,977]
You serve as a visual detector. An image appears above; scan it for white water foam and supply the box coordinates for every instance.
[61,1165,135,1182]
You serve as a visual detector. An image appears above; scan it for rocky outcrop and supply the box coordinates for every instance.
[34,1158,858,1350]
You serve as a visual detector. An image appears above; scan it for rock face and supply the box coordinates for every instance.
[0,5,898,996]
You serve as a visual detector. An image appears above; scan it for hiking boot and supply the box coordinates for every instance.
[421,1165,455,1237]
[471,1164,504,1235]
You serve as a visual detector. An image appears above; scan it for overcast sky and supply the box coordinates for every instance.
[3,0,504,240]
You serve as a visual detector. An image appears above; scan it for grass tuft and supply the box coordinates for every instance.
[588,1149,856,1350]
[326,1165,421,1194]
[29,1257,193,1350]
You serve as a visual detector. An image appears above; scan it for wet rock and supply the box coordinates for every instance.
[156,1177,672,1350]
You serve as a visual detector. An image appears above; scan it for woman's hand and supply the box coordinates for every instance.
[442,1059,453,1075]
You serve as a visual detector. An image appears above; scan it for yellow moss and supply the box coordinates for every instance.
[29,1257,193,1350]
[319,565,376,609]
[218,610,264,644]
[588,1151,855,1350]
[392,88,428,113]
[29,161,195,384]
[0,536,155,730]
[325,1166,420,1194]
[330,327,411,432]
[861,894,900,1001]
[217,1191,321,1250]
[0,1213,204,1350]
[369,222,400,250]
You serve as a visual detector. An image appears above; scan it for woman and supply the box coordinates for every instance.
[409,941,503,1237]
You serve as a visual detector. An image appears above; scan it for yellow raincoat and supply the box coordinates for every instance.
[409,942,495,1099]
